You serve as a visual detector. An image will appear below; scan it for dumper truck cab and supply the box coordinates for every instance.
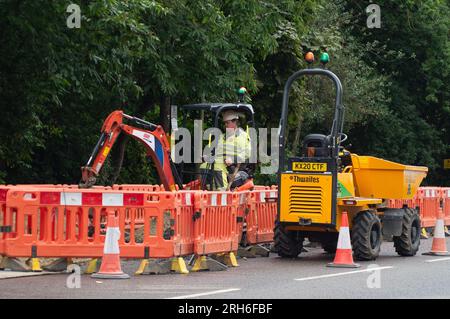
[276,62,428,260]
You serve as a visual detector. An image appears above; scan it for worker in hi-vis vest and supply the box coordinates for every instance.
[200,110,252,190]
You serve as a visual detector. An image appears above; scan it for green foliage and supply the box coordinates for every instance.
[0,0,447,186]
[343,0,450,185]
[252,0,390,159]
[0,0,319,185]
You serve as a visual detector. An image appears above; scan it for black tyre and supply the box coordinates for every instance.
[351,211,382,261]
[320,234,338,254]
[393,208,421,256]
[274,220,304,258]
[322,242,337,254]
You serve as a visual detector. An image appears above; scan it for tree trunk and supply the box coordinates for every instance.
[159,95,171,132]
[136,92,155,117]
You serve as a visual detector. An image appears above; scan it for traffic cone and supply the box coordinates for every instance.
[327,212,360,268]
[91,211,130,279]
[423,203,450,256]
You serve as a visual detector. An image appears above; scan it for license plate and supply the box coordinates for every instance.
[292,162,327,172]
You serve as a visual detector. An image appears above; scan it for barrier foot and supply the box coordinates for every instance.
[0,257,30,272]
[191,255,228,272]
[171,257,189,274]
[250,244,270,257]
[135,258,189,275]
[238,245,270,258]
[191,256,208,271]
[30,258,42,272]
[237,247,257,258]
[213,252,239,267]
[135,259,149,275]
[228,252,239,267]
[421,228,429,239]
[85,258,99,274]
[42,258,73,272]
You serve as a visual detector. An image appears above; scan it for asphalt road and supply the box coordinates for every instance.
[1,237,450,299]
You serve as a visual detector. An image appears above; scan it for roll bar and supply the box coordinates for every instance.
[278,68,345,173]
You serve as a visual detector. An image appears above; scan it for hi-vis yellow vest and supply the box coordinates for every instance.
[216,128,251,164]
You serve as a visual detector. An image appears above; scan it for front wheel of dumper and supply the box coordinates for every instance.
[351,211,382,261]
[274,219,304,258]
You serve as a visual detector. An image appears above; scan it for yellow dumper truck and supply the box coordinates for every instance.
[275,66,428,261]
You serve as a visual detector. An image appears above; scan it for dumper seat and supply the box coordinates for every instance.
[302,134,330,158]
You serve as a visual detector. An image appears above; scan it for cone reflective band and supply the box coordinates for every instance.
[327,212,360,268]
[104,227,120,255]
[423,207,450,256]
[336,225,351,250]
[91,211,130,279]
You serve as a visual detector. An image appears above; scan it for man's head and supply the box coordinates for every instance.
[222,110,240,130]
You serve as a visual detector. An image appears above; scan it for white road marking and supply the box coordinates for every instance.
[167,288,241,299]
[425,257,450,263]
[0,271,57,280]
[294,266,394,281]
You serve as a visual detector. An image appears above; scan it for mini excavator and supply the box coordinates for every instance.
[79,94,256,191]
[79,110,183,190]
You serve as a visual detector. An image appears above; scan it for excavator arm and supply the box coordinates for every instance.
[80,110,182,191]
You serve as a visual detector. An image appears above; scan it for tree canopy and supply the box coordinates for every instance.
[0,0,448,186]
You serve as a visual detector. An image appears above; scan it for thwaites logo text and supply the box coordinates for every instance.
[291,176,320,183]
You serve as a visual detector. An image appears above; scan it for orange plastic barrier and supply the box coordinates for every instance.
[245,189,278,244]
[443,188,450,226]
[417,187,441,228]
[112,184,163,192]
[387,195,418,228]
[0,186,10,256]
[387,197,418,211]
[193,191,240,255]
[386,187,446,228]
[252,185,270,191]
[15,184,112,190]
[14,185,162,227]
[173,191,196,255]
[0,186,195,259]
[236,192,250,243]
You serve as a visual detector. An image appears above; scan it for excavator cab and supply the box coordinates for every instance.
[175,94,256,190]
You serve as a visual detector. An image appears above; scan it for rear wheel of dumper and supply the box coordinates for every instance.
[274,219,304,258]
[351,211,382,261]
[393,208,421,256]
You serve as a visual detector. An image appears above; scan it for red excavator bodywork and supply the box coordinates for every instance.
[80,110,180,191]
